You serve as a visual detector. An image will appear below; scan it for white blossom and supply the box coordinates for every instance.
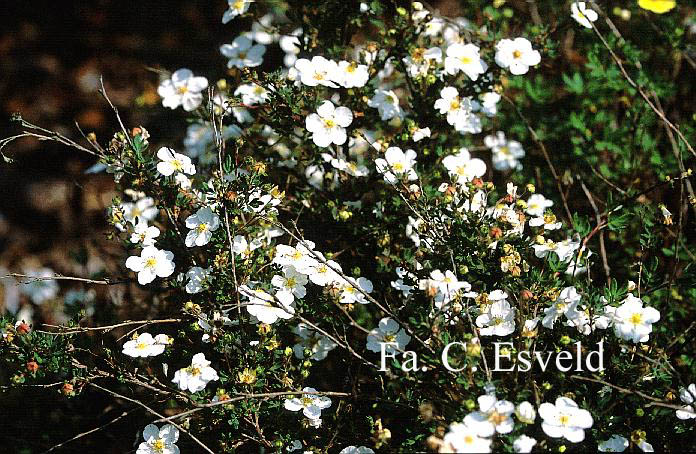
[294,56,340,88]
[366,317,411,354]
[444,43,487,80]
[484,131,525,171]
[539,396,593,442]
[441,422,492,453]
[184,206,220,247]
[293,323,338,361]
[222,0,252,23]
[284,387,332,420]
[464,394,515,436]
[122,333,171,358]
[442,147,486,183]
[220,35,266,68]
[306,101,353,147]
[375,146,418,184]
[172,353,219,392]
[157,68,208,111]
[495,38,541,75]
[598,434,629,452]
[612,293,660,343]
[137,424,179,454]
[676,383,696,419]
[368,89,403,120]
[156,147,196,177]
[185,266,210,294]
[571,2,599,29]
[130,221,160,246]
[125,246,175,285]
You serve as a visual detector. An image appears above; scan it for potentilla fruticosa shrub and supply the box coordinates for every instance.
[1,0,696,452]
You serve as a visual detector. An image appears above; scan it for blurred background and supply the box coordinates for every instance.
[0,1,243,451]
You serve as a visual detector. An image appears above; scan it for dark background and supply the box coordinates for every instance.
[0,1,237,452]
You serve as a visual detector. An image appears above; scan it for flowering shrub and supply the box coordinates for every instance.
[1,0,696,452]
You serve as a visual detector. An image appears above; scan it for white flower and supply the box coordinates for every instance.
[294,56,340,88]
[122,333,170,358]
[293,323,338,361]
[284,387,332,420]
[444,43,488,80]
[367,89,403,120]
[542,286,582,329]
[273,243,318,274]
[464,394,515,436]
[172,353,219,393]
[484,131,525,171]
[157,68,209,111]
[184,206,220,247]
[125,246,175,285]
[336,61,369,88]
[20,268,59,304]
[220,35,266,68]
[366,317,411,353]
[434,87,476,129]
[232,235,263,259]
[122,197,159,225]
[271,266,308,305]
[130,221,160,246]
[156,147,196,177]
[306,101,353,148]
[571,2,599,29]
[676,383,696,419]
[479,91,501,117]
[638,440,654,452]
[137,424,179,454]
[612,293,660,343]
[334,276,373,304]
[306,259,342,286]
[513,435,537,453]
[185,266,210,294]
[235,83,269,105]
[476,298,516,336]
[598,435,629,452]
[339,447,374,454]
[242,286,295,324]
[526,193,554,217]
[402,47,442,77]
[442,147,486,183]
[539,396,593,443]
[375,146,418,184]
[412,127,431,142]
[495,38,541,75]
[441,422,492,453]
[222,0,252,23]
[515,401,537,424]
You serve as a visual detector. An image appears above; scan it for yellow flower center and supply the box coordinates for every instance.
[291,251,303,260]
[346,62,358,73]
[513,50,522,59]
[324,118,336,128]
[383,333,397,343]
[464,435,474,444]
[172,159,183,171]
[459,56,472,64]
[302,397,314,406]
[392,162,404,172]
[238,51,247,59]
[450,99,461,110]
[314,72,325,81]
[630,313,643,325]
[233,0,244,10]
[189,366,202,376]
[559,414,570,426]
[197,223,208,233]
[145,257,158,268]
[254,86,265,94]
[488,410,508,425]
[152,439,166,453]
[177,86,189,94]
[136,342,148,350]
[286,277,297,287]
